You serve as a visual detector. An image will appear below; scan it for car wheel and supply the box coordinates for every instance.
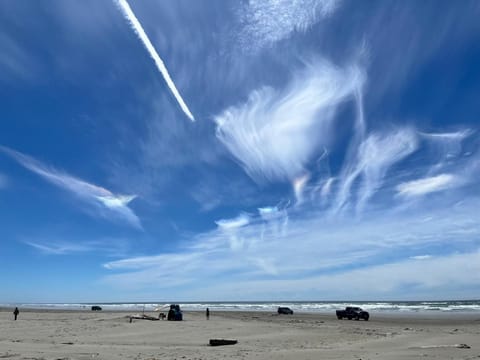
[348,316,352,320]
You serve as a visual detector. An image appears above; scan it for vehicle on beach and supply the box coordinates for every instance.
[336,306,369,320]
[167,304,183,320]
[277,306,294,314]
[91,306,102,311]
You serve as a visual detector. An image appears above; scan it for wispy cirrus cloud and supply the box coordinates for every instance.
[181,250,480,301]
[396,173,460,197]
[213,51,476,218]
[23,237,130,257]
[293,173,310,205]
[101,197,480,298]
[97,2,480,300]
[214,59,364,182]
[333,127,419,214]
[24,241,94,255]
[0,172,8,189]
[419,130,473,172]
[0,146,141,228]
[114,0,194,121]
[215,213,251,251]
[410,254,432,260]
[268,122,474,217]
[215,213,251,230]
[237,0,339,52]
[420,130,473,141]
[320,177,335,199]
[0,32,38,84]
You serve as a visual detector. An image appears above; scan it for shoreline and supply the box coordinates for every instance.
[2,306,480,318]
[2,299,479,314]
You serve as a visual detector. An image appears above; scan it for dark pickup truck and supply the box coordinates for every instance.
[336,307,369,321]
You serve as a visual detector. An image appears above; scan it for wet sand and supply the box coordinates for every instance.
[1,309,479,359]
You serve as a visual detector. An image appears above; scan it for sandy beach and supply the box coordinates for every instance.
[1,308,479,360]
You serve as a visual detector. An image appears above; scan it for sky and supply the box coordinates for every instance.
[1,0,480,303]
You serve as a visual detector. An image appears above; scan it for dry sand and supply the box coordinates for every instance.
[1,308,479,359]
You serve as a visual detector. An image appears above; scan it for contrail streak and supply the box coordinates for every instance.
[115,0,195,121]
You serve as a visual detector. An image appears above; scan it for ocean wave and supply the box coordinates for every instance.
[4,300,480,313]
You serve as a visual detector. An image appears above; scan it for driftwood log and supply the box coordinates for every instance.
[209,339,238,346]
[129,314,159,322]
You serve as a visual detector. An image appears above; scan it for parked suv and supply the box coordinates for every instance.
[277,306,294,314]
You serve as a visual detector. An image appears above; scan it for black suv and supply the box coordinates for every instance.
[277,307,294,314]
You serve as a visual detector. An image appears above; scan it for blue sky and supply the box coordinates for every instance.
[1,0,480,303]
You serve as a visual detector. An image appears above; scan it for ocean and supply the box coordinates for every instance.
[3,300,480,313]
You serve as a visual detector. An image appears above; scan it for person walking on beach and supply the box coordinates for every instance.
[13,307,19,321]
[206,307,210,320]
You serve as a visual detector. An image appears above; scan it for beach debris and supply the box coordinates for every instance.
[416,344,471,349]
[91,306,102,311]
[0,352,19,358]
[209,339,238,346]
[129,314,159,321]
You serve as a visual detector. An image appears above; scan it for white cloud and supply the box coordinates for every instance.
[215,213,250,230]
[333,127,418,214]
[419,130,473,141]
[356,128,418,211]
[419,130,473,171]
[0,32,38,84]
[396,173,459,197]
[188,250,480,301]
[214,60,365,182]
[114,0,194,121]
[101,197,480,298]
[22,237,130,257]
[237,0,339,52]
[24,241,93,255]
[104,252,200,271]
[320,177,335,198]
[258,206,281,220]
[258,205,289,240]
[410,255,432,260]
[0,146,141,228]
[215,213,252,251]
[293,173,310,205]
